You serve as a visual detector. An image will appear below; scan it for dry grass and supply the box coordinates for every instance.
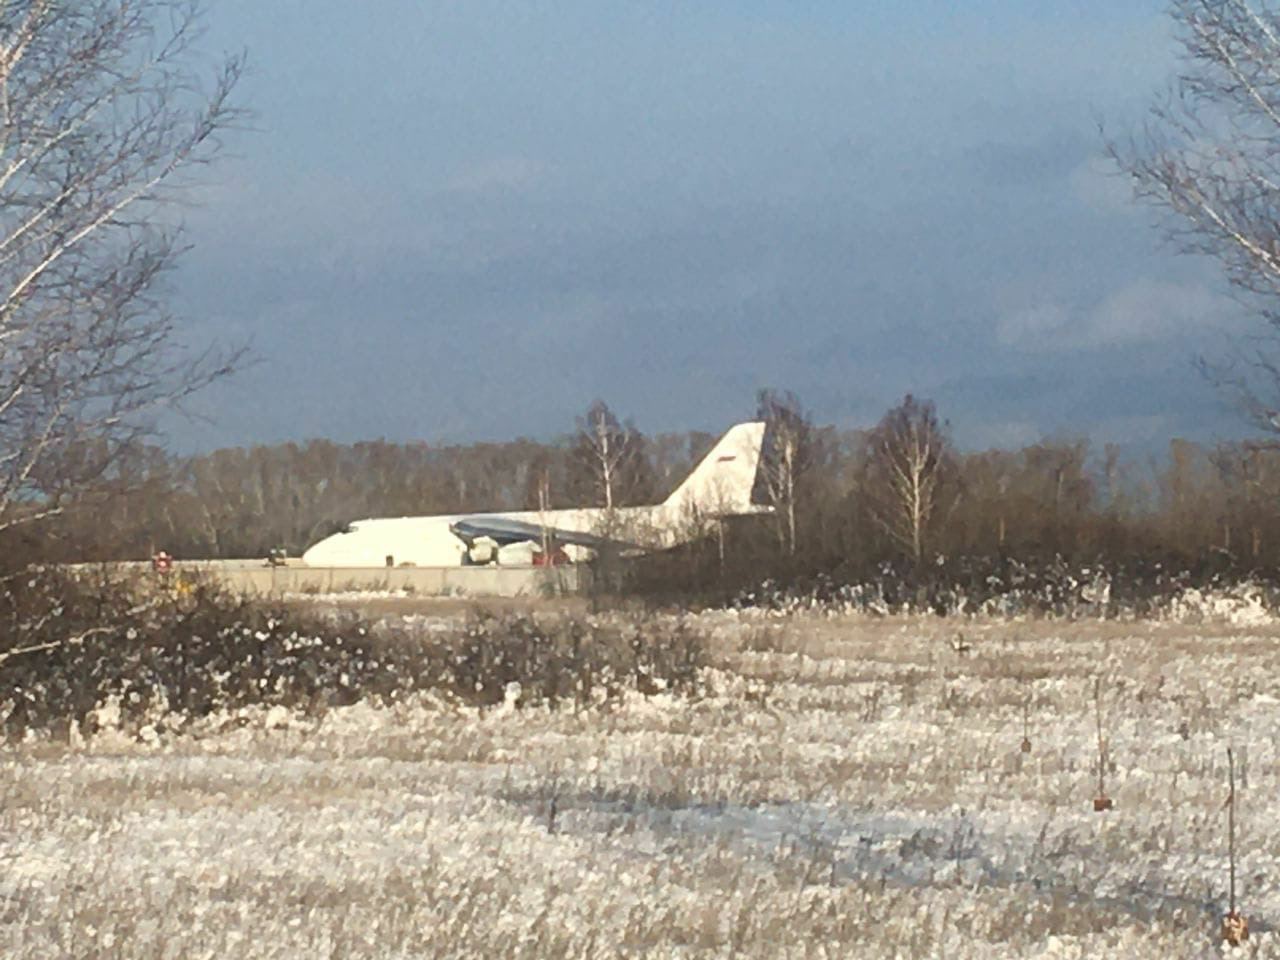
[3,611,1280,957]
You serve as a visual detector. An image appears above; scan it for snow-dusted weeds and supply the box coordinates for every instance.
[3,613,1280,958]
[733,566,1280,625]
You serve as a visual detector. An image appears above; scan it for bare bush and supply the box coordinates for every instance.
[0,570,708,739]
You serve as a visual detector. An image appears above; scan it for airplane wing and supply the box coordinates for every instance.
[448,517,641,552]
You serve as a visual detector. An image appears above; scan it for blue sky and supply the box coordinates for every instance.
[170,1,1249,451]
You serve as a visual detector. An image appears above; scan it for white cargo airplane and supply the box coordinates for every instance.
[301,421,768,568]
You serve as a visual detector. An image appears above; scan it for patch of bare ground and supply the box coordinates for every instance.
[4,612,1280,957]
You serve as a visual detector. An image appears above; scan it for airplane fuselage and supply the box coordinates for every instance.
[301,421,769,568]
[302,504,692,568]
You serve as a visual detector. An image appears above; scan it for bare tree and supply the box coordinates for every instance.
[1113,0,1280,431]
[0,1,244,535]
[570,399,644,511]
[863,394,956,563]
[755,388,815,556]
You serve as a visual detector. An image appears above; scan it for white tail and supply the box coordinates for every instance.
[663,421,766,515]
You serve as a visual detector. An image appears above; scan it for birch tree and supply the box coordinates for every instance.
[1114,0,1280,431]
[863,395,956,563]
[570,399,644,510]
[755,388,815,556]
[0,0,244,535]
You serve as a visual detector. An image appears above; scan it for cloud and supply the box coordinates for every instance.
[1088,414,1171,445]
[1091,279,1226,343]
[966,132,1089,188]
[1069,154,1134,214]
[446,156,544,195]
[995,302,1074,347]
[959,419,1042,451]
[996,278,1232,352]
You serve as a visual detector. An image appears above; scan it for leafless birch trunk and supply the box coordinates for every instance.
[572,400,643,514]
[755,388,814,556]
[864,394,955,563]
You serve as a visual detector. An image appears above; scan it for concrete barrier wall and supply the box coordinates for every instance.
[185,563,586,598]
[67,560,588,598]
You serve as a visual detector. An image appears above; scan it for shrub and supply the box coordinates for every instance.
[0,568,708,740]
[729,555,1280,621]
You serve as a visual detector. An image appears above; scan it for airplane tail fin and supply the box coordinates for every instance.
[662,421,767,516]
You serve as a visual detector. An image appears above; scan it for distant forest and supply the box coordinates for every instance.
[13,394,1280,590]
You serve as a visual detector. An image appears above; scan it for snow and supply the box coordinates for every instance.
[2,612,1279,957]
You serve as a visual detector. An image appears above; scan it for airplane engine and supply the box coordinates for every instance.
[466,536,499,565]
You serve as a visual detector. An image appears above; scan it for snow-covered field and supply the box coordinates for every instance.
[3,611,1279,958]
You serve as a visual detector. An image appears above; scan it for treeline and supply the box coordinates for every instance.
[12,395,1280,590]
[723,393,1280,588]
[11,419,721,562]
